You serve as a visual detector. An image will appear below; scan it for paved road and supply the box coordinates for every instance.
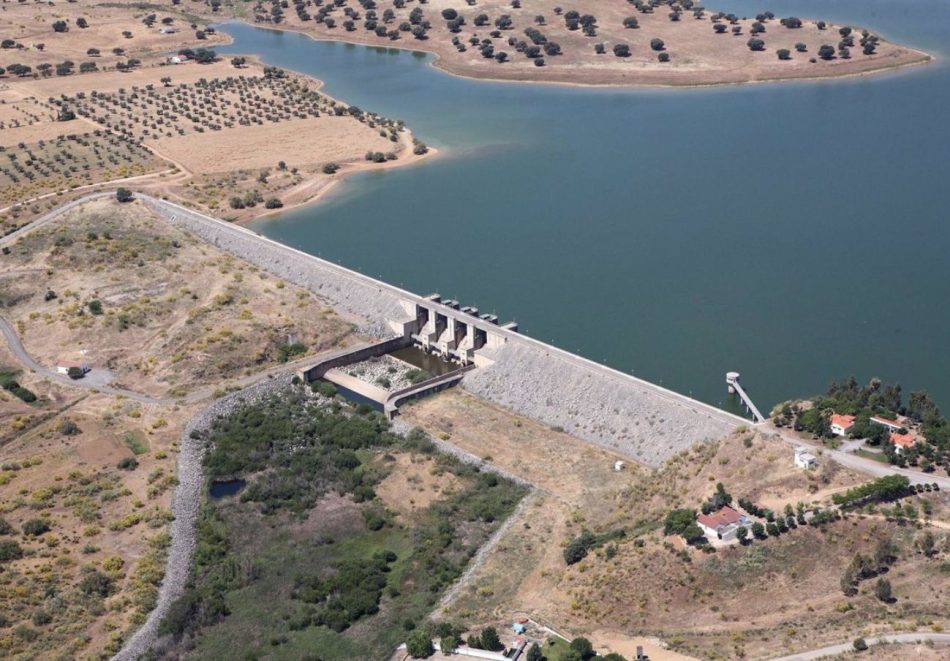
[770,632,950,660]
[770,425,950,489]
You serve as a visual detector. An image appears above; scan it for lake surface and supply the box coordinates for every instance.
[220,0,950,413]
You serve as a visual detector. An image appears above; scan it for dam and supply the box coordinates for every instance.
[141,194,746,467]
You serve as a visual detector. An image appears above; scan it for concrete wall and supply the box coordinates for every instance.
[296,337,411,382]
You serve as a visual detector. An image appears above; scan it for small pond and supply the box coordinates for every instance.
[209,479,246,499]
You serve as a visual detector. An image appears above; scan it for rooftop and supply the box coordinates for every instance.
[831,413,856,428]
[890,431,916,448]
[698,505,744,530]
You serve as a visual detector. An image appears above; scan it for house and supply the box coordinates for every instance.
[889,431,917,453]
[830,413,856,437]
[614,460,625,472]
[870,415,905,432]
[167,55,184,65]
[56,360,89,377]
[697,505,748,541]
[794,446,817,469]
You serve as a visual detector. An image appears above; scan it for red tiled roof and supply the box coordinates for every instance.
[831,414,856,428]
[890,431,916,448]
[697,505,743,530]
[871,415,902,429]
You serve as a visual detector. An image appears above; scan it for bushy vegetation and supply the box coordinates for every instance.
[0,369,37,403]
[162,385,526,657]
[832,475,911,508]
[777,376,950,473]
[564,527,627,564]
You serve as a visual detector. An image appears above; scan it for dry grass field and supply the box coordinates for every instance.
[0,196,356,398]
[403,390,949,659]
[0,3,427,225]
[224,0,930,86]
[0,194,371,659]
[0,379,193,659]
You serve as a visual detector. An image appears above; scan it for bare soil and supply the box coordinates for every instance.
[0,197,357,398]
[0,3,429,226]
[221,0,931,87]
[402,390,949,659]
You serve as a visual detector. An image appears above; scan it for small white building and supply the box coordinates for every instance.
[614,460,625,472]
[56,360,90,377]
[794,446,817,470]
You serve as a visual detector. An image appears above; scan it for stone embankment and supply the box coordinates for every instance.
[115,375,292,661]
[143,197,405,338]
[463,343,741,467]
[142,195,742,467]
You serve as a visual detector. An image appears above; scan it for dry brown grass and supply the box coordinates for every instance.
[0,2,229,72]
[374,452,462,520]
[150,115,397,172]
[403,390,948,659]
[0,196,356,398]
[0,385,193,659]
[223,0,930,87]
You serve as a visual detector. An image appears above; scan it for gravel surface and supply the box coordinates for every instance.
[143,196,405,338]
[463,342,742,467]
[340,355,416,392]
[114,374,293,661]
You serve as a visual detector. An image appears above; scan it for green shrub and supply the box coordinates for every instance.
[22,518,50,537]
[0,539,23,562]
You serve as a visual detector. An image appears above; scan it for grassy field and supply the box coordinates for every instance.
[855,448,890,464]
[159,385,528,660]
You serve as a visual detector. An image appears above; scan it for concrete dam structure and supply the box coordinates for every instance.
[390,294,517,367]
[136,195,744,467]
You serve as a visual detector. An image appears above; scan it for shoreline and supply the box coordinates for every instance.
[174,51,437,226]
[229,128,438,227]
[0,48,437,228]
[215,19,935,92]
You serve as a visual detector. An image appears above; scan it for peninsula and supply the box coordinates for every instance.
[220,0,930,87]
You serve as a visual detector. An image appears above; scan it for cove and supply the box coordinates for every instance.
[219,0,950,413]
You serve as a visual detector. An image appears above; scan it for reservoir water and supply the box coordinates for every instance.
[219,0,950,413]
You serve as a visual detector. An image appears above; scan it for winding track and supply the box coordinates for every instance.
[769,632,950,660]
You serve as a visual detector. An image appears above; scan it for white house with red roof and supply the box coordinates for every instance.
[697,505,749,542]
[830,413,856,437]
[889,430,917,454]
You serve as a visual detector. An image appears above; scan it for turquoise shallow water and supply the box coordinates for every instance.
[219,0,950,414]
